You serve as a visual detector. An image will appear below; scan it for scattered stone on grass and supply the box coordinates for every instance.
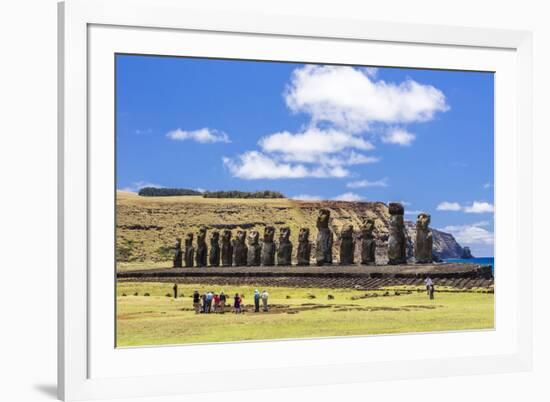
[144,293,150,296]
[327,294,334,300]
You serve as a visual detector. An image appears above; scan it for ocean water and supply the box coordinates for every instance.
[444,257,494,271]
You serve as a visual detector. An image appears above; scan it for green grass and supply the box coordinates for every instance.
[116,282,494,347]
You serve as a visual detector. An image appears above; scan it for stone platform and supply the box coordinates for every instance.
[117,263,493,289]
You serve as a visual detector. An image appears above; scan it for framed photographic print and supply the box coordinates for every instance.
[58,0,533,400]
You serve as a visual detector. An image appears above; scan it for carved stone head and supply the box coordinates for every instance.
[248,230,259,245]
[298,227,310,242]
[184,233,193,247]
[210,231,220,245]
[340,224,354,239]
[279,227,291,242]
[361,218,375,236]
[197,226,207,243]
[416,213,431,230]
[236,230,246,244]
[221,229,232,243]
[388,202,404,216]
[263,226,275,243]
[316,209,331,229]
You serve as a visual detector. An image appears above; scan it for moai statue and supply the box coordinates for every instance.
[415,213,433,264]
[220,229,233,267]
[184,233,194,267]
[339,224,355,265]
[233,230,248,266]
[195,226,208,267]
[173,238,183,268]
[261,226,276,266]
[209,231,221,267]
[296,228,311,266]
[277,227,293,266]
[387,203,407,265]
[247,230,262,266]
[360,218,376,265]
[315,209,333,265]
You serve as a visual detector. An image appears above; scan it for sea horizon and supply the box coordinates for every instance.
[444,257,494,270]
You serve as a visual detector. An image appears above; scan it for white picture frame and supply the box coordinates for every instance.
[58,0,533,400]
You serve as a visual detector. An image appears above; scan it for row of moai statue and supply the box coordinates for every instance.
[173,225,314,267]
[172,203,433,268]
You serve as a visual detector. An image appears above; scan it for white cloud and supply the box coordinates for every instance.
[311,151,379,168]
[436,201,494,214]
[483,182,493,189]
[224,127,381,179]
[346,177,388,189]
[223,151,349,180]
[345,151,380,165]
[118,181,163,193]
[440,222,494,246]
[222,65,448,180]
[292,194,323,201]
[362,67,379,78]
[194,188,206,193]
[382,128,415,146]
[463,201,494,214]
[437,201,462,211]
[135,128,152,135]
[284,65,448,133]
[259,127,374,163]
[333,192,364,202]
[167,128,230,143]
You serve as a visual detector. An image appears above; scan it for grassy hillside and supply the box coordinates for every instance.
[116,191,390,267]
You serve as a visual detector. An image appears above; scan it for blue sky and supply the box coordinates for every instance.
[116,55,494,256]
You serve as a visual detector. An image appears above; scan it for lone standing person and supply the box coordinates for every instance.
[424,276,435,300]
[254,289,261,313]
[173,283,178,299]
[261,289,269,312]
[193,290,200,314]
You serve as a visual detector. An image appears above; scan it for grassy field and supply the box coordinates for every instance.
[116,282,494,347]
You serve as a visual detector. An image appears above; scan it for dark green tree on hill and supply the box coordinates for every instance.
[138,187,202,197]
[203,190,285,199]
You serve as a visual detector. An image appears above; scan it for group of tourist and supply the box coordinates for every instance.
[192,289,269,314]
